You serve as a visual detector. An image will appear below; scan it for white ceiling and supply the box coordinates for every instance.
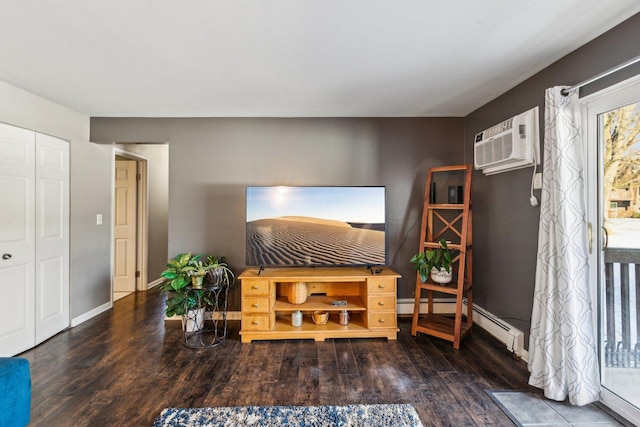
[1,1,640,118]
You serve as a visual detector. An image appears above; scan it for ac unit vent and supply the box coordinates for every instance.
[474,106,540,175]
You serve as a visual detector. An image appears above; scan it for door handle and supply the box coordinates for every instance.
[587,223,592,253]
[602,226,609,249]
[2,253,11,260]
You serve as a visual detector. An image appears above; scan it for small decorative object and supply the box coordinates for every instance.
[312,311,329,325]
[188,258,216,289]
[287,282,308,304]
[339,310,350,326]
[331,300,347,306]
[291,310,302,327]
[410,238,453,283]
[430,267,453,284]
[183,307,205,332]
[206,255,235,287]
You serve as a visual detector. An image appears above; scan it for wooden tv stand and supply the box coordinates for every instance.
[239,267,400,343]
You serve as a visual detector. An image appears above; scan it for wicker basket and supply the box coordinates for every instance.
[312,311,329,325]
[287,282,308,304]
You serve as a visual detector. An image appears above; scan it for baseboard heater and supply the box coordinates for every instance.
[397,298,527,360]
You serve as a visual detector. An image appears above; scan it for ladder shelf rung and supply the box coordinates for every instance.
[416,281,472,294]
[421,241,471,251]
[426,203,465,209]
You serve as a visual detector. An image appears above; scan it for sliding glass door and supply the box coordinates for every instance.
[584,77,640,424]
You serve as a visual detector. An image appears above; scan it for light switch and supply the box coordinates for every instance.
[96,214,103,225]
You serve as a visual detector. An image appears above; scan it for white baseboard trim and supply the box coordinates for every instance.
[165,311,241,322]
[165,298,528,359]
[147,277,164,289]
[397,298,527,359]
[71,301,112,327]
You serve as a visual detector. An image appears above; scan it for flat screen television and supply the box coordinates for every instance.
[245,186,386,267]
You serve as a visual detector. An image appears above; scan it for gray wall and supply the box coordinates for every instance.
[114,143,169,281]
[0,80,113,320]
[91,117,464,309]
[464,12,640,345]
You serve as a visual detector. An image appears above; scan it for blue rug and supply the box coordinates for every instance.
[153,404,424,426]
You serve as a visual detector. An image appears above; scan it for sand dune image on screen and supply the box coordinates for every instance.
[246,216,385,266]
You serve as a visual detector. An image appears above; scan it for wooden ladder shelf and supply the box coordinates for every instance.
[411,164,473,349]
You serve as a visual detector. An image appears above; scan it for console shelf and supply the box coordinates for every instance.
[239,267,400,342]
[274,295,366,312]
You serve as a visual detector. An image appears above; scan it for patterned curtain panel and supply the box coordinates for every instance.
[528,87,600,405]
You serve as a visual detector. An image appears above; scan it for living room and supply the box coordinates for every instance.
[2,2,640,426]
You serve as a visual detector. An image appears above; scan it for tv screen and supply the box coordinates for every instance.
[246,186,386,267]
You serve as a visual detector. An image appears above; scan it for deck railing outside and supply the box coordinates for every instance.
[604,248,640,368]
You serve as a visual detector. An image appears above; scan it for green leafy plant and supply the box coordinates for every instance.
[160,253,205,317]
[160,253,234,317]
[410,239,452,283]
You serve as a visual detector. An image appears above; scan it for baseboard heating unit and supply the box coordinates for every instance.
[397,298,527,360]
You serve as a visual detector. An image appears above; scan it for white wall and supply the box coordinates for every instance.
[0,80,113,320]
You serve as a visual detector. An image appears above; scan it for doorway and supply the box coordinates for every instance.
[113,151,149,302]
[584,76,640,423]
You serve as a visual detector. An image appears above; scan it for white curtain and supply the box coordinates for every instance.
[528,86,600,405]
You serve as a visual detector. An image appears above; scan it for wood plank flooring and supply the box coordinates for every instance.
[19,288,537,426]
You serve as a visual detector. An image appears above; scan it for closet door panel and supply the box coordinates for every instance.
[35,133,70,344]
[0,123,36,356]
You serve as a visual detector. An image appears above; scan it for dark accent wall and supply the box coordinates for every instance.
[464,12,640,347]
[91,117,464,310]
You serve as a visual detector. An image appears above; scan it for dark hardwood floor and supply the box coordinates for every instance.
[20,288,537,426]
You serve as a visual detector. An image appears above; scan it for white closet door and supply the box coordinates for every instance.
[35,133,69,344]
[0,123,36,357]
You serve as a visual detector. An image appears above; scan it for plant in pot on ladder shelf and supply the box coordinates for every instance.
[410,239,453,284]
[161,253,212,332]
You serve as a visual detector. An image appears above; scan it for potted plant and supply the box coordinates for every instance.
[410,239,453,284]
[205,255,235,287]
[188,258,216,289]
[160,252,208,331]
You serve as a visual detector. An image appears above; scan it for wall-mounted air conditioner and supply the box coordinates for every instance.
[474,106,540,175]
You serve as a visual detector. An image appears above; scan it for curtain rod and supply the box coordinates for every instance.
[561,53,640,96]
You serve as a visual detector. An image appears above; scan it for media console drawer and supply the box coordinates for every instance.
[239,267,400,343]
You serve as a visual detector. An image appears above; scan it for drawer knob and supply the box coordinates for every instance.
[252,321,259,325]
[379,318,385,323]
[252,285,259,290]
[252,303,259,308]
[378,285,385,289]
[378,302,385,306]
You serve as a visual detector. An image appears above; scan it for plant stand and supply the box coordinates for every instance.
[411,164,473,349]
[183,283,230,349]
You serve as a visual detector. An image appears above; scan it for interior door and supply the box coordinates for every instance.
[585,78,640,423]
[114,160,137,293]
[0,123,36,357]
[34,133,69,344]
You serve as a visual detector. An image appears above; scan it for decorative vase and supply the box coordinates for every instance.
[292,310,302,327]
[208,268,223,286]
[183,307,205,332]
[191,275,204,289]
[430,267,452,284]
[287,282,308,304]
[339,310,350,326]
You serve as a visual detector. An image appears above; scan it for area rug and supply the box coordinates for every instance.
[152,403,424,427]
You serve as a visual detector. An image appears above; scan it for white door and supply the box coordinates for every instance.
[34,133,69,344]
[0,123,36,356]
[584,77,640,424]
[114,160,137,293]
